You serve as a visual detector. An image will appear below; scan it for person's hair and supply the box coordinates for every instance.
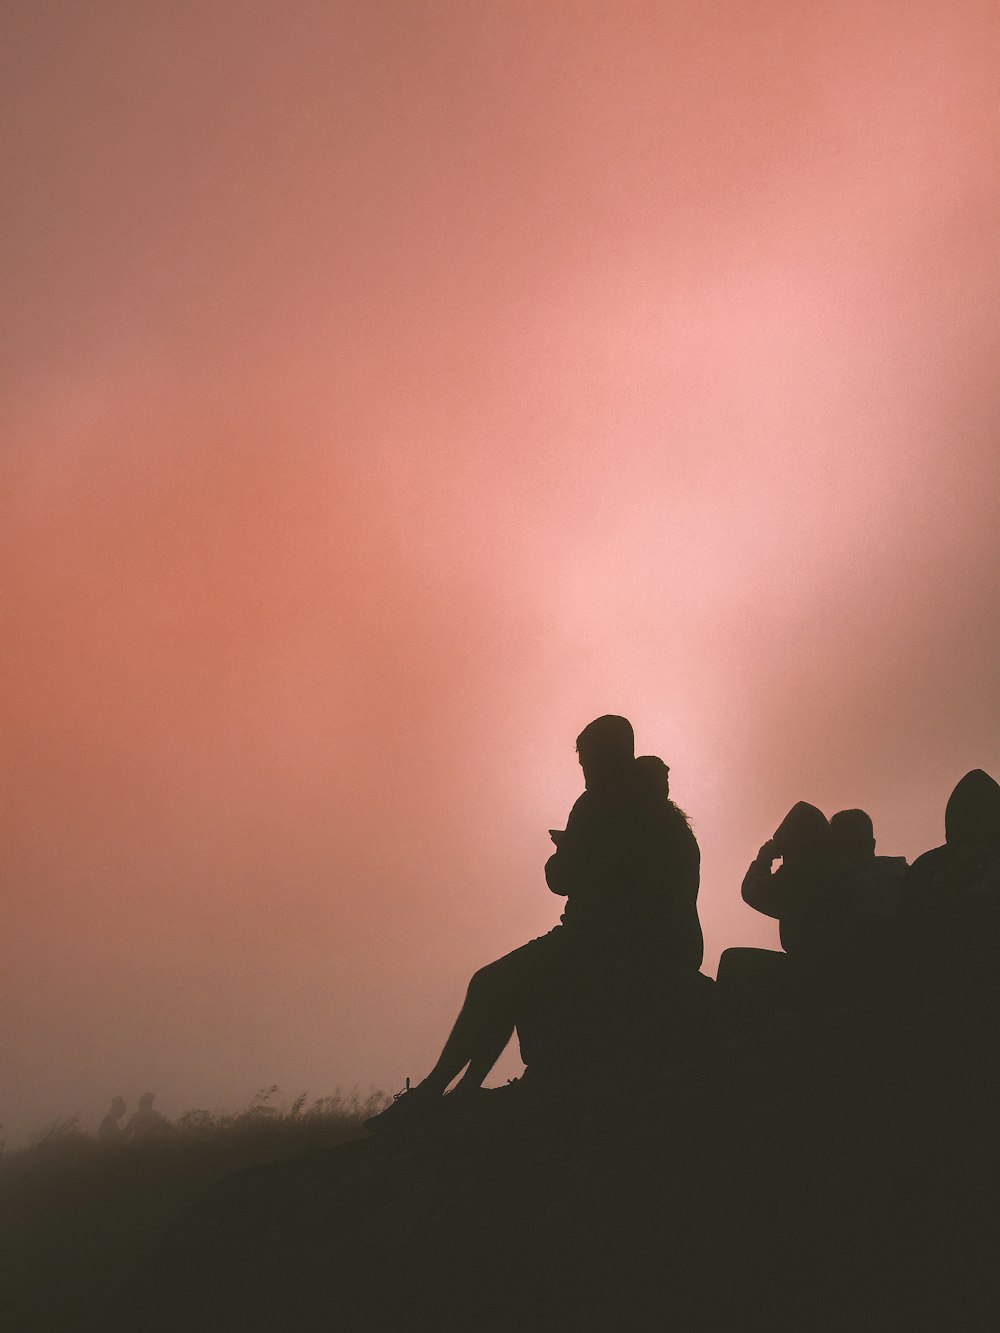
[635,754,692,826]
[830,809,875,861]
[575,715,634,764]
[635,754,668,795]
[773,802,830,859]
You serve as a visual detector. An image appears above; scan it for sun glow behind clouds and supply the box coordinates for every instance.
[3,0,998,1145]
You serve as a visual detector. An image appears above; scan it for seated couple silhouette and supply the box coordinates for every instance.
[366,715,704,1132]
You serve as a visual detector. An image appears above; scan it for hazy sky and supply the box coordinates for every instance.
[3,0,998,1146]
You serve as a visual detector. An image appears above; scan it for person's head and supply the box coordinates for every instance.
[945,769,1000,849]
[773,802,831,863]
[138,1093,155,1112]
[110,1096,126,1118]
[575,715,635,790]
[830,809,876,866]
[635,754,670,803]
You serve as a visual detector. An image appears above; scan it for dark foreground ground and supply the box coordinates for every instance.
[0,1093,380,1332]
[101,976,1000,1333]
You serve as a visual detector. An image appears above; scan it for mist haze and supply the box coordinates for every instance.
[3,0,998,1147]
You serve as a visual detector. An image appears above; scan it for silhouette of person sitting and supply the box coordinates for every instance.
[365,716,704,1131]
[898,769,1000,995]
[523,744,705,1077]
[98,1096,127,1143]
[830,809,908,918]
[125,1092,170,1139]
[718,802,856,1010]
[544,734,702,968]
[740,802,848,956]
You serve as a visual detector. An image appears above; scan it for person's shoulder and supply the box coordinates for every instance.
[908,845,948,876]
[874,854,909,876]
[899,844,948,911]
[566,789,596,818]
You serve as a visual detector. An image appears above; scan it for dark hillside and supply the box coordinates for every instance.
[109,980,1000,1333]
[0,1094,378,1332]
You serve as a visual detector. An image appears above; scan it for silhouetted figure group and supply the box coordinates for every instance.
[98,1093,169,1142]
[366,716,1000,1133]
[718,801,901,1011]
[719,771,1000,1013]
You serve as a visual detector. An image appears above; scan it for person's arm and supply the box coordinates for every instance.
[545,792,594,896]
[741,840,784,918]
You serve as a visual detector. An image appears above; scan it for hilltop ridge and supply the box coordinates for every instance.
[110,976,1000,1332]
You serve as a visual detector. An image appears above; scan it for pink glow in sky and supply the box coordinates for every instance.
[3,1,998,1145]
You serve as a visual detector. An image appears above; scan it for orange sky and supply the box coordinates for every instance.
[3,0,998,1146]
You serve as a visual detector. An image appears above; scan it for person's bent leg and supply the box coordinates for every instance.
[426,930,564,1093]
[364,962,510,1132]
[366,931,561,1131]
[422,956,519,1094]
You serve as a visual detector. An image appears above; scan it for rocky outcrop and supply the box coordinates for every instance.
[110,983,1000,1332]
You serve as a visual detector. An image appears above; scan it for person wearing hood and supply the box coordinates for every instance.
[898,769,1000,992]
[718,802,857,1010]
[739,802,848,958]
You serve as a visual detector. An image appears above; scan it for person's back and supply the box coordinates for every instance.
[623,755,702,968]
[125,1092,170,1139]
[904,770,1000,905]
[726,801,868,1010]
[830,808,908,921]
[899,770,1000,993]
[741,802,850,960]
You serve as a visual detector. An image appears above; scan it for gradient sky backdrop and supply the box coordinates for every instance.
[3,0,998,1146]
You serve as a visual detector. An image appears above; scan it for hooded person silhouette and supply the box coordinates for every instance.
[718,802,858,1010]
[898,769,1000,994]
[739,802,842,956]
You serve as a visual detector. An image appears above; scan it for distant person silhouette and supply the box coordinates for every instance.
[366,716,703,1131]
[125,1093,170,1139]
[98,1096,127,1143]
[899,769,1000,994]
